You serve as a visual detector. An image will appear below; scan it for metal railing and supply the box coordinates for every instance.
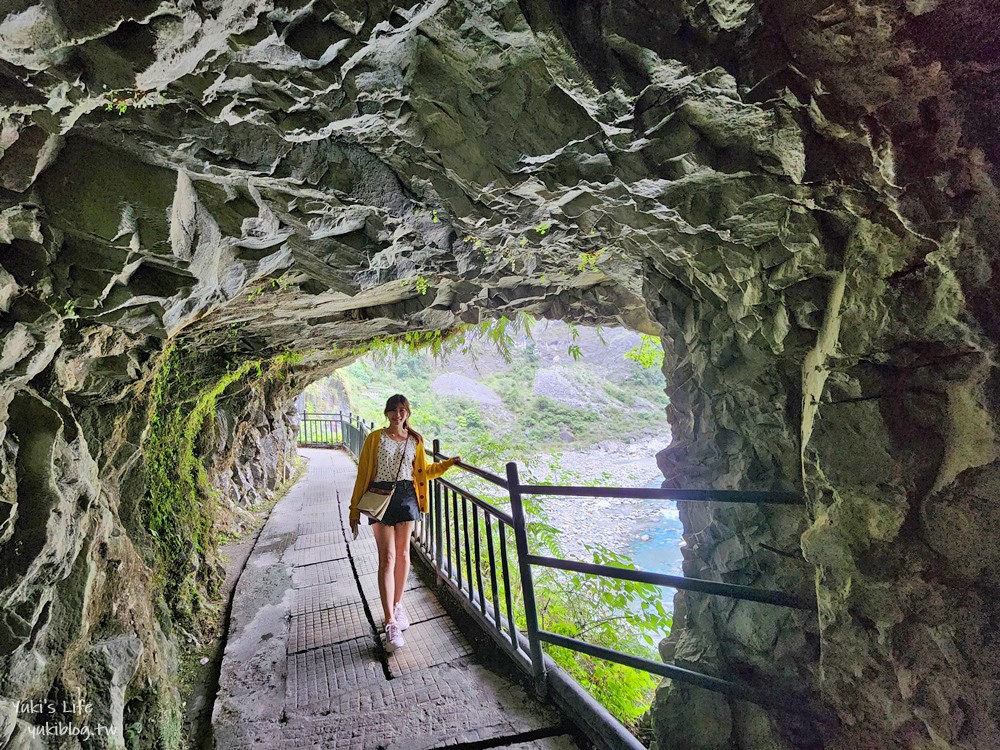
[297,412,817,747]
[298,412,369,453]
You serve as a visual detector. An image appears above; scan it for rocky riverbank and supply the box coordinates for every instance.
[525,433,672,560]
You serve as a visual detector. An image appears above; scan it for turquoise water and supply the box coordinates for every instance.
[625,479,685,619]
[628,506,684,578]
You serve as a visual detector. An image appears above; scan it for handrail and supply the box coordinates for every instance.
[295,410,818,742]
[537,630,813,715]
[436,477,515,526]
[517,484,803,504]
[451,459,509,489]
[528,554,816,610]
[298,414,798,505]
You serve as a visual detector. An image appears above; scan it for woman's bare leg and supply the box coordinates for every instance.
[392,520,414,609]
[372,522,397,623]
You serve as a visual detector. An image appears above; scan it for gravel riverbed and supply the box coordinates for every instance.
[525,434,673,560]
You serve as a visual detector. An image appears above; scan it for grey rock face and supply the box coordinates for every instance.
[1,1,998,749]
[85,635,143,747]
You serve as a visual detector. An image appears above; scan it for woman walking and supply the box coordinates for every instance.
[349,394,460,652]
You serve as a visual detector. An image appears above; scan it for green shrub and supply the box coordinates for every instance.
[142,343,297,628]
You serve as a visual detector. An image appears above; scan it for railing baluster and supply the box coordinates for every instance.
[508,462,546,696]
[422,497,428,549]
[498,522,518,649]
[462,496,473,600]
[485,514,501,632]
[473,505,486,614]
[433,439,444,583]
[453,489,462,590]
[444,485,453,580]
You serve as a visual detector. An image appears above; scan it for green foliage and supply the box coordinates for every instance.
[307,327,673,728]
[565,321,582,360]
[415,275,430,295]
[398,275,432,295]
[577,247,607,272]
[104,88,165,115]
[462,313,534,364]
[444,430,670,729]
[464,234,486,250]
[247,276,294,301]
[534,221,552,235]
[625,335,665,369]
[536,542,671,725]
[143,343,300,627]
[333,314,535,367]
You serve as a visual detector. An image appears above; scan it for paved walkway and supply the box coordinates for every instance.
[213,448,584,749]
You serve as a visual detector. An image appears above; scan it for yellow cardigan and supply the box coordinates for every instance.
[349,428,459,523]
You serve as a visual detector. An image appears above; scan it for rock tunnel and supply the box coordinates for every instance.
[1,0,998,748]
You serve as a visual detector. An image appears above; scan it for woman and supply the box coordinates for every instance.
[349,394,460,652]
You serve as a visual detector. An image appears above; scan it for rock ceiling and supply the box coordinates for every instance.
[1,1,999,749]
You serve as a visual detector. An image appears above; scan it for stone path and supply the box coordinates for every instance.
[213,448,585,750]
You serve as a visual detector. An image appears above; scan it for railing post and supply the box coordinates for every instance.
[433,438,444,586]
[507,461,546,697]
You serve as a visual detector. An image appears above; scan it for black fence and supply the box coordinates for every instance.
[297,412,816,748]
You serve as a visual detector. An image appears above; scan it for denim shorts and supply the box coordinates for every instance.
[368,480,420,526]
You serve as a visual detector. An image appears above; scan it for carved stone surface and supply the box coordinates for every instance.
[1,1,998,749]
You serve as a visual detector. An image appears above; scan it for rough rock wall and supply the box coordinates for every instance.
[639,2,1000,748]
[0,0,998,749]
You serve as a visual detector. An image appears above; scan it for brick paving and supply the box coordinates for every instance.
[213,448,584,750]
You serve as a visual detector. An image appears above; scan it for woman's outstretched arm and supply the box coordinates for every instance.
[425,455,460,480]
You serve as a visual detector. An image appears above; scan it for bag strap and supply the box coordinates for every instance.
[392,434,409,482]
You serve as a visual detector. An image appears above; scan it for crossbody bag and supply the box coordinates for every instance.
[356,434,409,521]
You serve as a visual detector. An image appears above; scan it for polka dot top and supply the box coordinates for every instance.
[374,432,416,482]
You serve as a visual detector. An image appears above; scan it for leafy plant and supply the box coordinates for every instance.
[625,335,665,369]
[435,430,671,730]
[104,88,165,115]
[142,343,302,628]
[577,247,607,272]
[565,322,582,360]
[534,221,552,236]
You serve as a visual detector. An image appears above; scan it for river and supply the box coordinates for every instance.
[624,479,685,622]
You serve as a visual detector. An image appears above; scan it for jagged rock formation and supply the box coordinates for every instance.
[1,1,998,749]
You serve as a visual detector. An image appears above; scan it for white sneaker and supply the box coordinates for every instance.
[394,603,410,631]
[385,621,405,652]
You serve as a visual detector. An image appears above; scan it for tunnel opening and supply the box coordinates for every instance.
[292,319,682,724]
[297,318,675,561]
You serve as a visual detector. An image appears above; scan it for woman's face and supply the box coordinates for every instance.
[386,403,409,427]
